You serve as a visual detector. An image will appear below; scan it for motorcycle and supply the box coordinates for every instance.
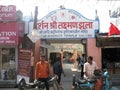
[18,75,59,90]
[73,69,118,90]
[18,78,45,90]
[102,69,118,90]
[73,76,97,90]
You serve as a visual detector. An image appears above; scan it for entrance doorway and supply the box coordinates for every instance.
[48,42,84,70]
[102,48,120,74]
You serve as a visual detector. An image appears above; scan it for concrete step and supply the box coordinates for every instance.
[0,80,16,88]
[110,74,120,86]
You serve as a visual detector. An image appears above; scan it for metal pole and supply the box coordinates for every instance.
[29,6,38,83]
[33,6,38,30]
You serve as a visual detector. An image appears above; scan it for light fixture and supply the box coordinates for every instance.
[81,39,87,45]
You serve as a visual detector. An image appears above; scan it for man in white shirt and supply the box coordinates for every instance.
[83,56,98,79]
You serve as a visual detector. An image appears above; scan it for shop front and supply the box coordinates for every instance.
[0,21,25,87]
[96,33,120,74]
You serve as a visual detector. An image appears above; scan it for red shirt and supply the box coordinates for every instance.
[35,61,53,79]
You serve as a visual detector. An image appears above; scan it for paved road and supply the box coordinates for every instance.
[0,63,120,90]
[0,63,75,90]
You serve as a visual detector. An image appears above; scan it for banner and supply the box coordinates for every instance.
[0,5,16,21]
[18,49,31,77]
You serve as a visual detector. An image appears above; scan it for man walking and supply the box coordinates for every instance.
[35,55,54,90]
[53,57,65,85]
[80,54,85,78]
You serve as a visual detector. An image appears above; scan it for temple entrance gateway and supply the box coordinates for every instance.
[27,8,99,70]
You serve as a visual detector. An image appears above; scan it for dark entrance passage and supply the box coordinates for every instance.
[102,48,120,74]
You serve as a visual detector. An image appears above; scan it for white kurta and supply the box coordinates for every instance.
[84,61,98,79]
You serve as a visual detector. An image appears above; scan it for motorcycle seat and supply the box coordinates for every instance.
[77,79,87,84]
[87,79,97,83]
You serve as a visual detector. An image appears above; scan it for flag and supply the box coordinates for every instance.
[108,23,120,36]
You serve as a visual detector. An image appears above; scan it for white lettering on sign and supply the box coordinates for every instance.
[0,37,9,39]
[0,5,16,21]
[0,6,15,12]
[5,40,15,43]
[0,32,16,36]
[0,13,13,17]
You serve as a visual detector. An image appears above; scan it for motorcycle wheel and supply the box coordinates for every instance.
[18,79,26,90]
[110,87,118,90]
[75,85,91,90]
[75,85,80,90]
[79,86,91,90]
[37,87,45,90]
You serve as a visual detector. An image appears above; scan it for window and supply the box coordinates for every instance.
[0,48,16,80]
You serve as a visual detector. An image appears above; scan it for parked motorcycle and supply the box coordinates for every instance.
[18,75,59,90]
[73,69,118,90]
[73,76,97,90]
[102,69,118,90]
[18,78,45,90]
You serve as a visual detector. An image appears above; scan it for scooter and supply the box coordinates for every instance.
[102,69,118,90]
[73,69,118,90]
[73,74,97,90]
[18,75,60,90]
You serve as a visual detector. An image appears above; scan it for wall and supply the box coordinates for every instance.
[87,38,102,68]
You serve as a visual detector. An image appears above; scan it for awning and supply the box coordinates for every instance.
[40,44,55,50]
[27,33,55,50]
[27,33,40,43]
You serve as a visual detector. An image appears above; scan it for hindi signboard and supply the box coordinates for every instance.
[35,9,99,39]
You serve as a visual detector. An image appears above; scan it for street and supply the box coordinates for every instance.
[0,63,120,90]
[0,63,74,90]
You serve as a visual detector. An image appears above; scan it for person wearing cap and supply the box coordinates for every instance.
[35,55,54,90]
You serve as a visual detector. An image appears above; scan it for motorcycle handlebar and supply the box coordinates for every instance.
[49,75,58,82]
